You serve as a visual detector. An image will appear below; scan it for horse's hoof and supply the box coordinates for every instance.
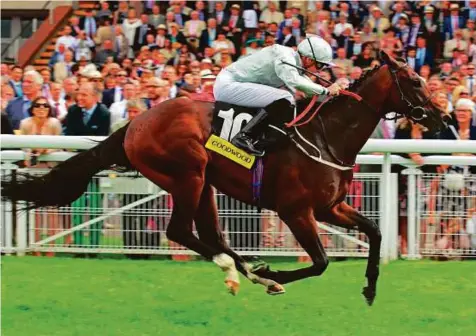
[362,286,376,306]
[225,280,240,296]
[266,283,285,296]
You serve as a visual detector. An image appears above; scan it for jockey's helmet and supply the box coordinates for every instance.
[297,36,335,67]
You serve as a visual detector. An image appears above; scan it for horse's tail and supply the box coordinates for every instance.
[2,124,133,209]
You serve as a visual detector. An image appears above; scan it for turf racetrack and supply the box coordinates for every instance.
[2,257,475,336]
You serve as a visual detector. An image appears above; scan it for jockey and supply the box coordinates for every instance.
[213,36,343,156]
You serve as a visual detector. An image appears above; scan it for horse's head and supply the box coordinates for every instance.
[379,50,449,132]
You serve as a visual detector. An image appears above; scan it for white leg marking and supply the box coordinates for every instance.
[213,253,239,284]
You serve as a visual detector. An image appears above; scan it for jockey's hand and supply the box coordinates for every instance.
[327,83,342,96]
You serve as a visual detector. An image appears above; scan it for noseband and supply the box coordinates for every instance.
[388,65,433,122]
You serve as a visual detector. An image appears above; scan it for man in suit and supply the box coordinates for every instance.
[415,36,434,72]
[6,70,42,130]
[332,47,353,75]
[222,4,244,61]
[8,65,23,98]
[65,82,110,136]
[80,9,98,38]
[171,3,190,28]
[66,83,110,254]
[109,80,136,125]
[183,10,206,48]
[277,26,297,47]
[212,1,228,28]
[199,18,218,53]
[407,13,428,48]
[54,50,75,83]
[133,14,156,52]
[443,29,468,59]
[102,69,127,108]
[443,3,465,40]
[367,6,390,38]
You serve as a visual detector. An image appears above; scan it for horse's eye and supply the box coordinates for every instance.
[412,78,422,87]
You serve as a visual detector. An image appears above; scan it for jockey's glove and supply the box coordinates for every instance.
[327,83,342,96]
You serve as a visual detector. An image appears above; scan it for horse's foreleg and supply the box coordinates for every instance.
[318,201,381,306]
[253,207,329,286]
[194,183,284,294]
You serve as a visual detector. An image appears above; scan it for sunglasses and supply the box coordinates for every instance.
[33,103,49,108]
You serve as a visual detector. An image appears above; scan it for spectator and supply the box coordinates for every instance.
[74,30,95,61]
[96,1,112,20]
[133,13,156,52]
[184,10,206,48]
[102,69,126,108]
[113,0,129,25]
[6,70,42,130]
[349,66,363,84]
[212,1,227,27]
[56,26,76,52]
[65,82,110,136]
[443,3,464,40]
[122,8,142,57]
[290,18,305,44]
[199,18,218,53]
[353,43,374,68]
[94,40,117,66]
[111,98,146,133]
[8,65,23,98]
[212,32,235,63]
[109,80,136,125]
[367,6,390,38]
[94,17,114,47]
[39,68,53,100]
[146,77,164,108]
[444,30,467,59]
[149,4,165,27]
[277,26,296,47]
[407,14,427,48]
[112,25,129,61]
[260,2,284,25]
[1,82,15,112]
[19,96,62,162]
[49,82,68,121]
[167,22,187,46]
[81,9,97,39]
[333,47,353,75]
[69,15,82,37]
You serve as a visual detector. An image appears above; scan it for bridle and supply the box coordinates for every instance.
[386,64,434,122]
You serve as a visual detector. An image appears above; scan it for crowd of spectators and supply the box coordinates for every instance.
[0,1,475,256]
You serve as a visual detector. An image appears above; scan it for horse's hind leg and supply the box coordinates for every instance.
[318,201,381,306]
[194,183,285,294]
[252,207,329,287]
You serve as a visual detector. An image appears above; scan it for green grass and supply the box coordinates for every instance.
[2,257,475,336]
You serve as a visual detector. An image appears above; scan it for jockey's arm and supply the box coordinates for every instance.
[274,55,329,97]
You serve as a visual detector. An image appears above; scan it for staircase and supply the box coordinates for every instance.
[32,1,99,71]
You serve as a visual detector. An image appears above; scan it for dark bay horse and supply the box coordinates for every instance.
[2,51,447,305]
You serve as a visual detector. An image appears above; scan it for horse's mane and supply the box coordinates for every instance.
[325,65,382,107]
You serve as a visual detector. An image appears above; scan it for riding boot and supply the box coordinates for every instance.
[231,109,269,156]
[231,99,293,156]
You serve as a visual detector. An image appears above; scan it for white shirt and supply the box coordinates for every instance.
[56,35,76,52]
[109,100,128,125]
[49,98,68,121]
[114,86,123,103]
[225,44,328,96]
[334,23,354,37]
[122,19,142,46]
[243,9,258,28]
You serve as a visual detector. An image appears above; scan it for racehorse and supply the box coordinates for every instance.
[2,51,447,305]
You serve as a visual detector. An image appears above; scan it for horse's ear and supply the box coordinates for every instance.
[378,49,399,69]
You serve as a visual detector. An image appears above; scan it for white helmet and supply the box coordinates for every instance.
[297,36,335,66]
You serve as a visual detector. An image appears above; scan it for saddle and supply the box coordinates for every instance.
[210,102,291,152]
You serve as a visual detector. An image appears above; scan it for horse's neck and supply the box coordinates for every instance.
[316,68,393,165]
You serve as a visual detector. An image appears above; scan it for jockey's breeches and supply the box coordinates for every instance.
[213,70,295,108]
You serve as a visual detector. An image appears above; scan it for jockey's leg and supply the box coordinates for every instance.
[232,98,294,156]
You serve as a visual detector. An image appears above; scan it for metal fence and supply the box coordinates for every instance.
[2,168,396,258]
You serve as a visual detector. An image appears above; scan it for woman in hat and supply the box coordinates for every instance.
[213,36,343,156]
